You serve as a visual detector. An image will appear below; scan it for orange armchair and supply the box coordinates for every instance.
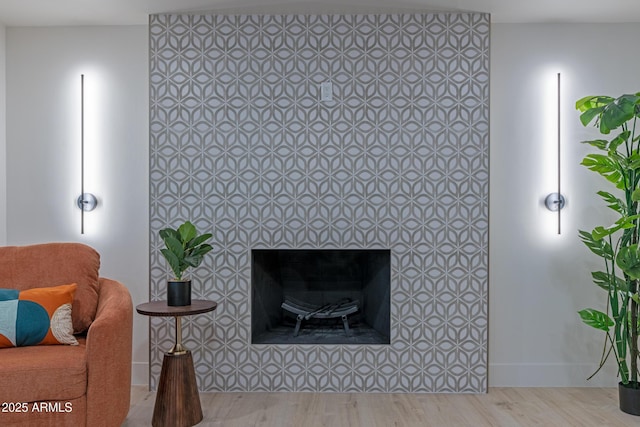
[0,243,133,427]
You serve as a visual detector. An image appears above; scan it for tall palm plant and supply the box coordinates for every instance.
[576,93,640,391]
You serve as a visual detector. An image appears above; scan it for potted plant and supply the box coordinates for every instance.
[159,221,213,306]
[576,93,640,415]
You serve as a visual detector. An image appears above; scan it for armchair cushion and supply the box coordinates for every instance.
[0,243,100,333]
[0,283,78,348]
[0,338,87,402]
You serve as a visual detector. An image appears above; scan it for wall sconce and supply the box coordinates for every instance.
[76,74,97,234]
[545,72,566,234]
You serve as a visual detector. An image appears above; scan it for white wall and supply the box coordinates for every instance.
[490,23,640,386]
[5,21,638,390]
[0,24,6,245]
[6,26,149,385]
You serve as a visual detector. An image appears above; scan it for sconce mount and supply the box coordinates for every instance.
[77,193,98,212]
[545,192,566,212]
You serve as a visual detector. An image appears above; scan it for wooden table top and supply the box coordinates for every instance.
[136,300,218,317]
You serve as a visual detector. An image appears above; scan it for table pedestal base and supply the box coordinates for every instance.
[153,351,203,427]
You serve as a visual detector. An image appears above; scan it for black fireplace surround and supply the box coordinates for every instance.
[251,249,391,344]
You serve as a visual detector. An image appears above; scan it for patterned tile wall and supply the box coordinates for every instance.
[149,13,489,392]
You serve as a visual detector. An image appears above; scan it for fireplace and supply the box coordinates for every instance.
[150,12,489,392]
[252,249,391,345]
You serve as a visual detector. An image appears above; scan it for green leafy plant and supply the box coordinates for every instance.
[576,93,640,389]
[159,221,213,280]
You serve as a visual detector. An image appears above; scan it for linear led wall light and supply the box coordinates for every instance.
[545,72,566,234]
[76,74,97,234]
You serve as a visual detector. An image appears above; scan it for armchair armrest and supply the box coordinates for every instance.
[85,278,133,427]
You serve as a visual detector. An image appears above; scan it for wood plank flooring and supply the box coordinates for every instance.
[123,386,638,426]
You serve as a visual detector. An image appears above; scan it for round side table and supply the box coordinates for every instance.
[137,299,217,427]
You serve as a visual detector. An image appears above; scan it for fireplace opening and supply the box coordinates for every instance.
[251,249,391,345]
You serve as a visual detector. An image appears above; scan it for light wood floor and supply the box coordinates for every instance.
[123,386,638,426]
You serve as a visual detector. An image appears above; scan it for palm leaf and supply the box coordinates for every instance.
[579,106,605,127]
[608,130,631,154]
[581,154,625,189]
[591,271,629,293]
[580,139,609,150]
[601,94,640,133]
[579,230,613,260]
[578,309,614,331]
[617,244,640,280]
[597,191,626,215]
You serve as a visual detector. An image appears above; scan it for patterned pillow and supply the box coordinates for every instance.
[0,283,79,348]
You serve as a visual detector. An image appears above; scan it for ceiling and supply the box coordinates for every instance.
[0,0,639,26]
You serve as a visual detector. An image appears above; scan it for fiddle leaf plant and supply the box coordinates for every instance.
[159,221,213,280]
[576,93,640,388]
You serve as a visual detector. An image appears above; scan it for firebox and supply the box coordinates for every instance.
[251,249,391,345]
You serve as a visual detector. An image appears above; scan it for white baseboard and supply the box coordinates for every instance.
[131,361,148,386]
[131,362,620,389]
[489,363,619,387]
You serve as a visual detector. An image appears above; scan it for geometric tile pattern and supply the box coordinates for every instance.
[149,12,489,392]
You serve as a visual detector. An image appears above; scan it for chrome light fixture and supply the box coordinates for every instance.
[77,74,97,234]
[545,72,566,234]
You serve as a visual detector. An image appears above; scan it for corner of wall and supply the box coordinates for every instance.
[0,23,6,245]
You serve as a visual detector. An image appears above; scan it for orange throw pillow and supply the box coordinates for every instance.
[0,283,78,348]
